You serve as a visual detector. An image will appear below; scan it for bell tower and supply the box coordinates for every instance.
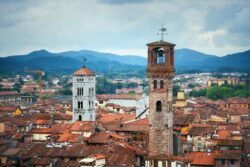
[147,27,175,156]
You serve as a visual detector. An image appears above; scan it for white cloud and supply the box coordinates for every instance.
[0,0,249,57]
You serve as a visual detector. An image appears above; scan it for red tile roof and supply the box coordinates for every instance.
[98,113,135,124]
[70,121,96,132]
[86,131,125,144]
[88,153,106,159]
[216,129,231,140]
[74,67,95,76]
[187,152,215,166]
[0,91,19,96]
[97,94,142,100]
[57,133,80,143]
[215,150,242,159]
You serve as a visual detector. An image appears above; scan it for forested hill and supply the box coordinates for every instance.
[0,48,249,76]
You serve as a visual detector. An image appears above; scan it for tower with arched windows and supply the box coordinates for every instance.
[147,38,175,156]
[72,62,96,122]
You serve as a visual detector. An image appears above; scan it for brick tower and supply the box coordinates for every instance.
[147,33,175,156]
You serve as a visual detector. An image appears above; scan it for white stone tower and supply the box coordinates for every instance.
[72,60,96,122]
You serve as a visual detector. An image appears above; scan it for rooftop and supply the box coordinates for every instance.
[74,67,95,76]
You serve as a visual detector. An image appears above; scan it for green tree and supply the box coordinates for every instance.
[189,89,207,97]
[206,86,233,100]
[173,85,180,97]
[58,88,72,95]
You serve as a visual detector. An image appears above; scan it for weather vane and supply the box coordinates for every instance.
[157,25,167,41]
[83,57,87,68]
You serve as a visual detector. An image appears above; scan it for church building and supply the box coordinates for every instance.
[72,61,96,122]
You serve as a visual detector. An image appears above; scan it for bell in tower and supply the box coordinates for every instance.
[147,27,175,157]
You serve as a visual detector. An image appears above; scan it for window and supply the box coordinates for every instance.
[152,47,166,64]
[80,101,83,109]
[221,159,225,165]
[160,80,164,89]
[78,101,80,109]
[156,101,162,112]
[153,80,157,89]
[230,160,235,165]
[78,115,82,121]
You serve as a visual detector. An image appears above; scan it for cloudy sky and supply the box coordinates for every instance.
[0,0,250,57]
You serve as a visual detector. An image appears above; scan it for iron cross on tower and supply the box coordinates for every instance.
[157,25,167,41]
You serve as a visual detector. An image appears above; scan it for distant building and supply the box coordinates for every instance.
[0,91,21,103]
[72,62,96,122]
[207,78,239,87]
[174,92,187,108]
[96,94,149,118]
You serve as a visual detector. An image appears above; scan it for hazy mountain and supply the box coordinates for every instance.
[59,50,147,66]
[0,48,249,76]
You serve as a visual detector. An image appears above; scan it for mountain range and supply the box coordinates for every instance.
[0,48,249,76]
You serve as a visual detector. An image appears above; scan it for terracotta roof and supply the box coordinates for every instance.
[57,133,80,143]
[104,122,148,132]
[74,67,95,76]
[188,152,215,166]
[31,157,51,165]
[86,131,125,144]
[55,159,79,167]
[70,121,96,132]
[31,123,72,134]
[98,113,135,124]
[174,114,196,126]
[0,106,18,112]
[54,160,79,167]
[125,118,149,125]
[215,150,242,159]
[0,91,19,96]
[146,154,191,162]
[0,117,30,126]
[188,125,216,137]
[217,139,242,146]
[89,153,106,159]
[216,129,231,140]
[226,97,250,104]
[97,94,142,101]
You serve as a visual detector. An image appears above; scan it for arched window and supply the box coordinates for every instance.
[153,80,157,89]
[80,101,83,109]
[78,101,80,109]
[78,115,82,121]
[156,101,162,112]
[152,47,165,64]
[160,80,164,89]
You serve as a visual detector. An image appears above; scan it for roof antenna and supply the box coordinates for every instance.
[83,58,87,68]
[157,24,167,41]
